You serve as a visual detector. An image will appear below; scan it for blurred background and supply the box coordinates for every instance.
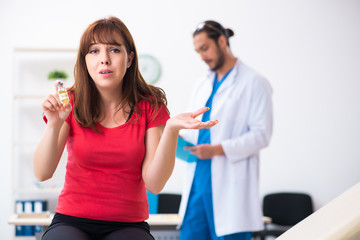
[1,0,360,239]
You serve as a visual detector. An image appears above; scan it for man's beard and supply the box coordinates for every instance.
[210,47,225,71]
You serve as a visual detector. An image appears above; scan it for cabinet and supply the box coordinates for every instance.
[11,49,77,239]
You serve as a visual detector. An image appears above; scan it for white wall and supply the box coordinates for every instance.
[1,0,360,239]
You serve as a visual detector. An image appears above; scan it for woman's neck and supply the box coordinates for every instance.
[96,86,130,127]
[97,86,123,109]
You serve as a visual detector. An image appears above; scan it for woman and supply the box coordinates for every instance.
[34,16,217,240]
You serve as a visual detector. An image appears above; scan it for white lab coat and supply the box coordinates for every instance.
[179,60,273,236]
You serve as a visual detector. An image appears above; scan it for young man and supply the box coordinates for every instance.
[179,20,273,240]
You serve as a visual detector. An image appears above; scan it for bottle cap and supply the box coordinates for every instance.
[57,82,63,87]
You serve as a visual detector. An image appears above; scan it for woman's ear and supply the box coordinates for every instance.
[127,51,134,68]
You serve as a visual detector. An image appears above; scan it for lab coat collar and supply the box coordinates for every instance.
[204,59,242,95]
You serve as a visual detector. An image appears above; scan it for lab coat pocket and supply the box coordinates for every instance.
[231,158,249,181]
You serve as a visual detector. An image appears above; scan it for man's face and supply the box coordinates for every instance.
[193,32,225,71]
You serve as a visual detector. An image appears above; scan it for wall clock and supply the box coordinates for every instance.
[138,54,161,84]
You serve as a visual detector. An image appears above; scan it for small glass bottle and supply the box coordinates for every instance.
[57,81,69,104]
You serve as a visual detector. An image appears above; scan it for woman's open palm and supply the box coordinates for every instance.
[167,107,218,131]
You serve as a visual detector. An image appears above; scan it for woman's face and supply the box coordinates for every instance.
[85,32,133,92]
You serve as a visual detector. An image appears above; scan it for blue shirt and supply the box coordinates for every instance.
[191,69,233,194]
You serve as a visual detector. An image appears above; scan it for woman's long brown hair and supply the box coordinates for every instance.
[69,16,168,132]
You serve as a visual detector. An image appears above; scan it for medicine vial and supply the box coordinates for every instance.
[57,82,69,104]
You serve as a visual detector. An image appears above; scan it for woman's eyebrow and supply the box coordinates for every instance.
[89,42,123,47]
[107,42,122,47]
[89,42,124,48]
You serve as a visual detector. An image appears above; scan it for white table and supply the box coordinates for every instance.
[9,213,271,240]
[8,213,182,240]
[8,213,182,226]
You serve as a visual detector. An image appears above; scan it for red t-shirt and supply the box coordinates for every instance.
[55,100,170,222]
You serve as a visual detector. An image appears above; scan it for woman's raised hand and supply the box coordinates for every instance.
[41,81,72,126]
[167,107,218,131]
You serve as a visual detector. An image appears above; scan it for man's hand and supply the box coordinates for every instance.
[185,144,224,159]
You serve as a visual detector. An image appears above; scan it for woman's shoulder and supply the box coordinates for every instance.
[136,99,151,110]
[136,98,169,119]
[136,97,164,109]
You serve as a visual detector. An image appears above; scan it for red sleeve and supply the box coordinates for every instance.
[146,103,170,129]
